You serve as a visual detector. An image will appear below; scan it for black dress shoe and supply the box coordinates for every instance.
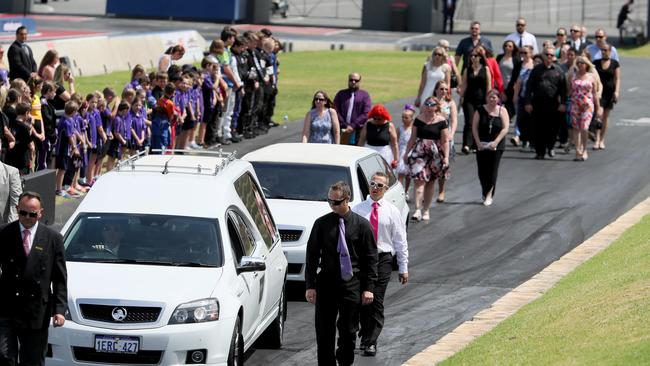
[363,344,376,356]
[534,154,545,160]
[358,343,367,351]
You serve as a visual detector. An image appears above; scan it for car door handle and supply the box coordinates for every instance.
[276,266,283,272]
[253,272,259,278]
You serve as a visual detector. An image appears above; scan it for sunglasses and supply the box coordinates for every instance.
[349,79,360,83]
[424,100,437,107]
[577,61,586,65]
[545,53,555,57]
[18,210,39,218]
[327,198,346,206]
[570,29,580,33]
[471,54,480,58]
[557,33,566,36]
[433,53,444,56]
[369,181,387,189]
[438,87,449,91]
[516,24,526,27]
[314,98,326,102]
[600,49,609,52]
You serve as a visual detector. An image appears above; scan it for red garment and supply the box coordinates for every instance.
[486,58,504,94]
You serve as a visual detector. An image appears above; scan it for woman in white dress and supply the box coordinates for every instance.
[415,47,451,108]
[396,105,415,200]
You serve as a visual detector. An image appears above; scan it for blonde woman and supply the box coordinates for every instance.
[568,56,600,161]
[415,47,451,108]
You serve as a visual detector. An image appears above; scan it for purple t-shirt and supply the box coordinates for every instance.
[130,110,146,140]
[56,116,75,157]
[113,115,128,144]
[121,113,132,141]
[174,89,190,116]
[88,109,103,148]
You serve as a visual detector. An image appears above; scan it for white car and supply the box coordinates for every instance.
[243,143,409,282]
[47,151,287,366]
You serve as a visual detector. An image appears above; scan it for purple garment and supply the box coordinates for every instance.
[338,217,353,281]
[113,115,127,143]
[189,86,201,120]
[0,68,9,87]
[73,114,85,150]
[174,90,190,114]
[333,88,372,130]
[130,110,146,140]
[123,79,141,93]
[121,113,132,141]
[88,109,103,148]
[202,72,216,109]
[55,116,75,157]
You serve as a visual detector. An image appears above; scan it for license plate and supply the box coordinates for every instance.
[94,335,139,354]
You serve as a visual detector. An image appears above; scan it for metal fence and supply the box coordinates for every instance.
[286,0,362,20]
[455,0,648,28]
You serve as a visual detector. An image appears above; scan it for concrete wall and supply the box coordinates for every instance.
[361,0,444,33]
[0,30,207,77]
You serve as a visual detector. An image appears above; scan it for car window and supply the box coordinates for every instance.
[227,211,255,263]
[251,162,353,202]
[375,155,398,186]
[357,154,384,185]
[64,213,222,267]
[234,172,278,249]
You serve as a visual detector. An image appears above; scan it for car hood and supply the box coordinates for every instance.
[267,199,331,229]
[67,262,223,304]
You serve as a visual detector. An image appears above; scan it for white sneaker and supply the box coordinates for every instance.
[190,141,202,149]
[483,197,493,206]
[410,209,422,221]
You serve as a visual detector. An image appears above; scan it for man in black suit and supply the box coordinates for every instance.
[442,0,457,34]
[0,191,67,366]
[305,181,378,366]
[7,26,37,82]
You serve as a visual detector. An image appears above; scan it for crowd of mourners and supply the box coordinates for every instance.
[302,19,621,212]
[0,19,622,210]
[0,26,283,198]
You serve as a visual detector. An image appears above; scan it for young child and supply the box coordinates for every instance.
[151,83,178,152]
[55,101,79,197]
[189,72,204,148]
[5,102,34,175]
[174,75,193,149]
[396,105,416,201]
[73,99,90,191]
[105,102,130,171]
[86,93,107,186]
[124,64,145,92]
[129,99,147,153]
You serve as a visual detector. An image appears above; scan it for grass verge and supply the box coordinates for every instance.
[618,43,650,58]
[75,50,428,122]
[440,213,650,365]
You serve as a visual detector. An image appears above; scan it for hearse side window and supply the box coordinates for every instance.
[234,173,278,250]
[227,211,255,264]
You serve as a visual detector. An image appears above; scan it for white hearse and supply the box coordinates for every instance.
[243,143,409,282]
[47,150,287,366]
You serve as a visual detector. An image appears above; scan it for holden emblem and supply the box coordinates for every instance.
[111,307,128,322]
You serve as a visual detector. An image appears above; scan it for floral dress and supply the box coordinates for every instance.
[570,78,595,130]
[407,118,450,182]
[308,108,334,144]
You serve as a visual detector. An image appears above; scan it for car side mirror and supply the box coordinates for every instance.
[237,256,266,274]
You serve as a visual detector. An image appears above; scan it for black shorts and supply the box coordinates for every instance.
[55,155,70,171]
[600,94,616,110]
[182,117,197,131]
[107,139,122,159]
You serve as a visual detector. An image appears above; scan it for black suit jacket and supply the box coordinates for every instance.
[8,41,37,82]
[0,221,67,329]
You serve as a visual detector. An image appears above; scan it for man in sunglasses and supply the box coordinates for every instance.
[0,191,67,365]
[503,18,539,54]
[333,73,372,145]
[352,172,408,357]
[0,142,22,225]
[586,29,619,62]
[305,181,378,366]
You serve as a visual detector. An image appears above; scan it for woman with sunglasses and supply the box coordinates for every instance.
[459,49,492,154]
[358,104,399,170]
[434,80,457,203]
[414,47,451,109]
[301,90,340,144]
[496,40,520,119]
[471,89,509,206]
[569,56,601,161]
[512,45,535,149]
[404,97,450,221]
[593,44,620,150]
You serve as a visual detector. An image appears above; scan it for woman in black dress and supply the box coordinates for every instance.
[472,89,510,206]
[459,48,492,154]
[404,96,450,221]
[593,44,620,150]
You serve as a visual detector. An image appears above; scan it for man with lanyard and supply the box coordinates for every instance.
[352,172,408,357]
[455,21,493,74]
[333,73,372,145]
[525,48,567,160]
[503,18,539,55]
[305,181,378,366]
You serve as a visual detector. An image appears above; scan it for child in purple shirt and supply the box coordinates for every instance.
[85,94,107,186]
[55,101,80,196]
[129,100,147,153]
[105,102,130,171]
[174,75,195,149]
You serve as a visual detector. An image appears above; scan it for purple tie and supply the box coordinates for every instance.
[338,217,353,281]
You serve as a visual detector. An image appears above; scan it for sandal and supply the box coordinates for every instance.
[436,193,445,203]
[422,210,430,221]
[411,209,422,221]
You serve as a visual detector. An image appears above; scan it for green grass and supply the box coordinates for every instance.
[617,43,650,58]
[75,50,428,122]
[440,214,650,366]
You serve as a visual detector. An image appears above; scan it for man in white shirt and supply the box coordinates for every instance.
[504,18,538,54]
[352,171,408,357]
[586,29,620,61]
[569,24,589,52]
[0,143,22,225]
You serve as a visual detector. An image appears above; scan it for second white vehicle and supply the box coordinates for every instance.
[243,143,409,282]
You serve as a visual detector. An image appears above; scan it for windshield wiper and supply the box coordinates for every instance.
[85,259,215,267]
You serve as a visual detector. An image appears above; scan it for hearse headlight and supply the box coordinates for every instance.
[169,298,219,324]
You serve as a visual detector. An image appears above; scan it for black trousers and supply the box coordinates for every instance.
[516,99,533,144]
[315,275,361,366]
[203,105,222,146]
[476,150,504,198]
[532,102,561,156]
[462,102,479,149]
[359,252,392,347]
[0,319,49,366]
[238,87,257,135]
[443,8,455,34]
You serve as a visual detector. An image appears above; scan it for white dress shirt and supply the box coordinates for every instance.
[19,221,39,253]
[504,31,539,54]
[352,197,408,273]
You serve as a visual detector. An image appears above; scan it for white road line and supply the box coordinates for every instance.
[618,117,650,126]
[397,33,435,44]
[627,87,640,93]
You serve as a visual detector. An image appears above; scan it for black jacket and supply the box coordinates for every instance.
[0,221,68,329]
[525,63,567,105]
[7,41,37,82]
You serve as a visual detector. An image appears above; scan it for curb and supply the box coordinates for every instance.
[403,195,650,366]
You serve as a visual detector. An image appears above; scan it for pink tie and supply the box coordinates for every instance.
[22,229,31,256]
[370,202,379,242]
